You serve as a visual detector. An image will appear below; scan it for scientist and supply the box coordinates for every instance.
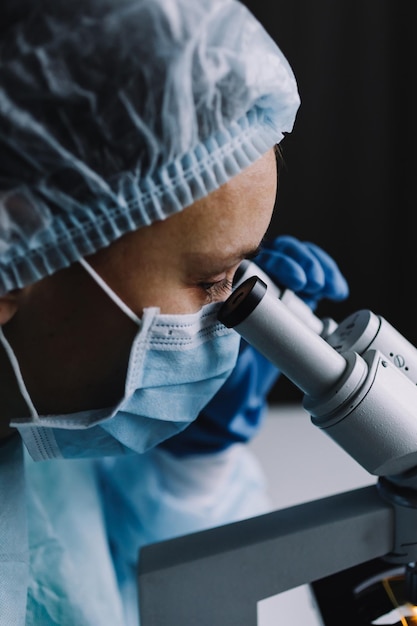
[0,0,348,624]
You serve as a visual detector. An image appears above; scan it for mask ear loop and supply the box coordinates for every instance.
[0,327,40,422]
[78,258,141,326]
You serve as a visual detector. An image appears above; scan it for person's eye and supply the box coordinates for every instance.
[198,277,233,300]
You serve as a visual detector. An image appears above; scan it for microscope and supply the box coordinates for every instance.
[219,260,417,621]
[138,262,417,626]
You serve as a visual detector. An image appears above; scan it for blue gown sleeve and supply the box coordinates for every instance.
[0,435,29,626]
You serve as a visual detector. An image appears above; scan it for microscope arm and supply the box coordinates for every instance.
[139,485,393,626]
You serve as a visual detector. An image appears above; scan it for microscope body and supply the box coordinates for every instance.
[226,263,417,480]
[220,263,417,566]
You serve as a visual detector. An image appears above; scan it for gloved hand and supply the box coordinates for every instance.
[160,235,349,457]
[255,235,349,307]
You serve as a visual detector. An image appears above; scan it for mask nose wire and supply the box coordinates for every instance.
[78,258,142,327]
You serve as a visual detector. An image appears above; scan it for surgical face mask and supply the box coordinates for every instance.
[2,259,240,461]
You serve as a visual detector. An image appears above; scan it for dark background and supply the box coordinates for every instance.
[243,0,417,403]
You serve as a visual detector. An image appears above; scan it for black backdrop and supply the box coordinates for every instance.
[242,0,417,403]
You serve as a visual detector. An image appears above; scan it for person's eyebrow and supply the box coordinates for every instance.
[187,244,263,276]
[243,244,262,260]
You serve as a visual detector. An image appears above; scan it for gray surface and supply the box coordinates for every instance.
[139,405,394,626]
[138,485,393,626]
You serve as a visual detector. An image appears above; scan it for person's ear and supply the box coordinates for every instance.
[0,292,19,325]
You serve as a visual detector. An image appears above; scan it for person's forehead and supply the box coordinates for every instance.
[184,245,261,275]
[171,150,277,236]
[100,149,277,273]
[167,202,267,274]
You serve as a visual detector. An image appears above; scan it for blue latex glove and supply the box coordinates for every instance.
[255,235,349,307]
[160,236,349,457]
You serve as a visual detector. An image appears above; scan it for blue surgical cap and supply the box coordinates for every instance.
[0,0,300,294]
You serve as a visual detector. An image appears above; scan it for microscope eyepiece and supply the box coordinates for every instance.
[218,276,267,328]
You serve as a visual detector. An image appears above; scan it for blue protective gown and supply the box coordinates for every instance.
[0,434,270,626]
